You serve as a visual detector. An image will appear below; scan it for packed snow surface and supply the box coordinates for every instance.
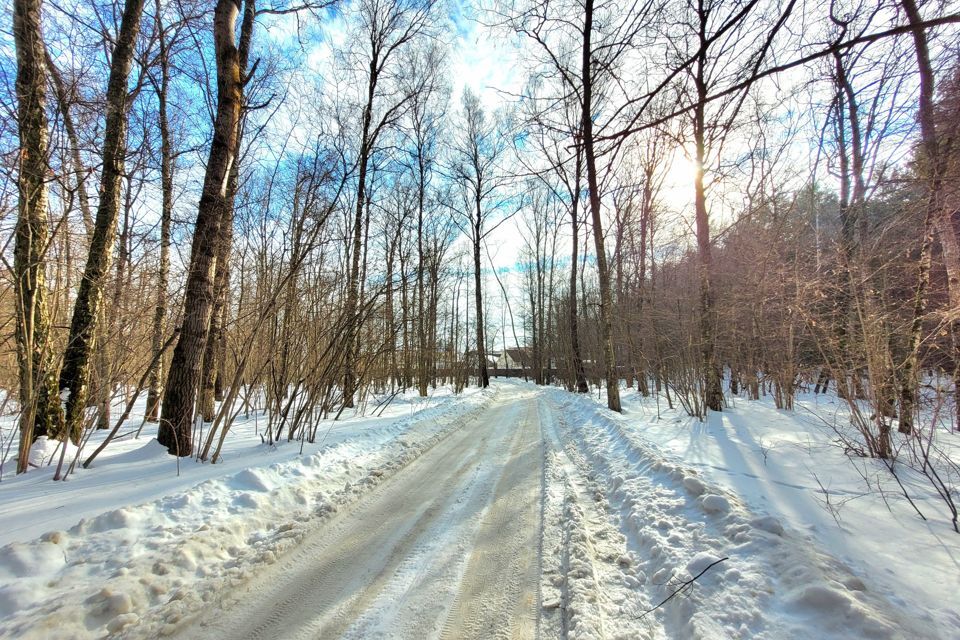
[0,380,957,639]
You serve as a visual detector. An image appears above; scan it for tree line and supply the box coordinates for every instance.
[3,0,958,476]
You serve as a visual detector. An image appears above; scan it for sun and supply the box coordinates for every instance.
[665,150,699,189]
[659,149,699,207]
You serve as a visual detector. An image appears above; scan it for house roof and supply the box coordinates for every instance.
[501,348,532,366]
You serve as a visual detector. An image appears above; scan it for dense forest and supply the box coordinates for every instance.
[2,0,959,476]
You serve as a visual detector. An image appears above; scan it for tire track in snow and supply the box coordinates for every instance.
[540,397,655,640]
[439,400,541,640]
[187,419,491,639]
[339,405,520,639]
[171,386,543,640]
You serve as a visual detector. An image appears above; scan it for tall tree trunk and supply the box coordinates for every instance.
[160,0,246,457]
[200,0,253,423]
[832,82,860,402]
[473,214,489,387]
[537,241,546,385]
[569,155,588,393]
[47,46,104,432]
[545,243,556,384]
[428,250,441,387]
[146,0,173,423]
[386,233,398,389]
[417,161,428,396]
[836,51,897,423]
[581,0,620,412]
[639,167,651,289]
[400,241,411,387]
[900,0,960,431]
[343,55,379,409]
[636,165,653,396]
[57,0,146,444]
[693,2,723,413]
[13,0,56,472]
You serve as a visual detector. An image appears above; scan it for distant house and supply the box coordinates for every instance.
[496,348,531,370]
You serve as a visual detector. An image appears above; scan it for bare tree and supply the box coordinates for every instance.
[521,182,560,384]
[521,86,590,393]
[399,42,447,397]
[449,88,511,388]
[144,0,176,423]
[340,0,438,408]
[899,0,960,432]
[199,0,257,422]
[57,0,148,442]
[160,0,251,456]
[500,0,658,410]
[12,0,57,472]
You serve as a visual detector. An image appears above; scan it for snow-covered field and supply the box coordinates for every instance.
[1,379,957,639]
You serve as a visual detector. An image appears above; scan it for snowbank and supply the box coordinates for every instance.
[540,385,953,638]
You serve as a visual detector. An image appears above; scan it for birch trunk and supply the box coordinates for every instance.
[146,0,173,423]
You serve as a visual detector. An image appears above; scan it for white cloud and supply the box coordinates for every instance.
[448,5,524,112]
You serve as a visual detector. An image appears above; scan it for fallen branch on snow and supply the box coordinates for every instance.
[635,556,729,620]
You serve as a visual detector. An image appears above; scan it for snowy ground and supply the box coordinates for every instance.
[604,384,960,635]
[0,380,957,639]
[0,387,492,639]
[540,385,958,638]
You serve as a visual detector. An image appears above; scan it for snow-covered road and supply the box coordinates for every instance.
[174,385,543,640]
